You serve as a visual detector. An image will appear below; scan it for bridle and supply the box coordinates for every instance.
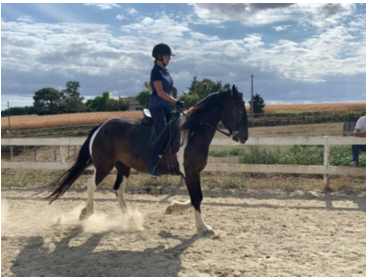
[203,113,247,139]
[181,99,247,140]
[203,122,239,139]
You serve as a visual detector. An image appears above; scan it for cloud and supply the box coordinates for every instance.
[127,8,138,15]
[121,15,190,43]
[116,8,140,21]
[273,25,291,32]
[191,3,356,28]
[84,3,120,10]
[1,5,365,108]
[16,16,33,23]
[243,34,264,48]
[191,3,294,26]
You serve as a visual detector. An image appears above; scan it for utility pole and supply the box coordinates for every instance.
[250,74,254,126]
[7,101,11,133]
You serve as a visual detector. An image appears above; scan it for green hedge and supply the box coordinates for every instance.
[209,146,366,167]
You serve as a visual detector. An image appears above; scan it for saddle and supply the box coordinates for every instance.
[131,109,182,157]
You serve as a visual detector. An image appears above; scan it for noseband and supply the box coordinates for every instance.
[203,122,239,139]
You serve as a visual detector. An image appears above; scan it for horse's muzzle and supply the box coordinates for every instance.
[232,134,248,144]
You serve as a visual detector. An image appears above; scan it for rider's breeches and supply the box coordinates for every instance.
[149,106,172,164]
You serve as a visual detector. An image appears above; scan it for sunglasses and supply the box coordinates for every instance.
[164,55,171,59]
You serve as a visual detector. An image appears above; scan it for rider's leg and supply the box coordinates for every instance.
[145,107,170,176]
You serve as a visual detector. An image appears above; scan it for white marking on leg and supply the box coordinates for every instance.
[195,210,214,236]
[117,175,130,214]
[177,115,188,177]
[166,200,192,214]
[80,169,96,220]
[86,170,96,214]
[89,117,120,160]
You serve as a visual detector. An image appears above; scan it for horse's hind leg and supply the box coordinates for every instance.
[79,165,112,221]
[114,161,131,214]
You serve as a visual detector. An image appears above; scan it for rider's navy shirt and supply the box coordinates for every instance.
[149,64,173,109]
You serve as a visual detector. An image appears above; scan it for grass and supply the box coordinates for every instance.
[1,169,365,194]
[209,145,366,167]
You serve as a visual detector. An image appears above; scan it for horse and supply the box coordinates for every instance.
[46,85,249,236]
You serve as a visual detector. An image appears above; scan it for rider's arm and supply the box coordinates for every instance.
[153,81,178,104]
[353,128,366,138]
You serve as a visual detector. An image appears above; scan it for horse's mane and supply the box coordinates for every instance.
[182,90,231,137]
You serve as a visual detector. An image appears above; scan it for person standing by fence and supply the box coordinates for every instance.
[350,115,366,167]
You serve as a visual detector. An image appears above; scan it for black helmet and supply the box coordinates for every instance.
[152,43,175,58]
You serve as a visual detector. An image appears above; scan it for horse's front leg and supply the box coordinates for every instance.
[166,200,192,214]
[185,171,215,237]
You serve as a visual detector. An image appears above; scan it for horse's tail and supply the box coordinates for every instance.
[46,125,101,203]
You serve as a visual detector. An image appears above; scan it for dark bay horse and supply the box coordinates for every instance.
[47,85,248,236]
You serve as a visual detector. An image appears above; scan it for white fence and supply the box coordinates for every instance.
[2,136,366,190]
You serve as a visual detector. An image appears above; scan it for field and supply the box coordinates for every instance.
[1,103,365,132]
[262,103,365,114]
[1,111,142,132]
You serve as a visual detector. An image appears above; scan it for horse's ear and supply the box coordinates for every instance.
[231,85,238,95]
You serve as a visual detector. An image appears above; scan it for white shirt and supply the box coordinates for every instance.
[355,116,366,133]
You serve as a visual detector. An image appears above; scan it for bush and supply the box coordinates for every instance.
[209,147,247,157]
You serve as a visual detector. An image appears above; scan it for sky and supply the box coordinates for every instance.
[1,3,366,111]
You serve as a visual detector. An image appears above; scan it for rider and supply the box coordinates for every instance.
[145,43,184,177]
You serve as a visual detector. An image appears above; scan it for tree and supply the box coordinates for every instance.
[136,82,151,109]
[187,75,198,95]
[33,87,61,112]
[249,93,266,115]
[86,92,129,112]
[1,106,37,117]
[178,77,231,109]
[178,94,200,109]
[194,78,222,99]
[171,86,178,98]
[135,82,178,109]
[61,81,85,112]
[136,91,150,109]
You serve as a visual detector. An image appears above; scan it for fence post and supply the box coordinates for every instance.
[34,147,37,162]
[60,146,66,164]
[323,136,331,191]
[10,147,13,161]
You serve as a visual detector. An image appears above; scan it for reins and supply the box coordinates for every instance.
[180,109,239,139]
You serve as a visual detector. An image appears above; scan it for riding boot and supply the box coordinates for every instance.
[144,159,160,178]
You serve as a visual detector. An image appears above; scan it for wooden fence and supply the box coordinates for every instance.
[2,136,366,190]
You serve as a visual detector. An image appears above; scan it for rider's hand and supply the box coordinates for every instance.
[175,100,185,110]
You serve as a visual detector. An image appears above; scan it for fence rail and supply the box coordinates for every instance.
[1,136,365,147]
[2,136,366,190]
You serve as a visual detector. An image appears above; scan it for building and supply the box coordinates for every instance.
[120,96,143,111]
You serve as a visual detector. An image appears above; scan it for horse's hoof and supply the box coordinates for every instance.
[165,205,174,215]
[79,207,93,221]
[197,226,216,238]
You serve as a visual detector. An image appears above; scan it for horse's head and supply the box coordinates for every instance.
[220,85,249,144]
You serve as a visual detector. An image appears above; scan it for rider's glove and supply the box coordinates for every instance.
[175,100,185,111]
